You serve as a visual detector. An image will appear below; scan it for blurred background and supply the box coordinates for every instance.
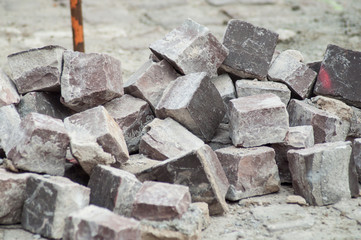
[1,0,360,79]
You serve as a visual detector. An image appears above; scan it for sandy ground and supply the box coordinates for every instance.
[1,0,361,239]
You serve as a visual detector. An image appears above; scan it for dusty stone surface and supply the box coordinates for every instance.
[150,18,228,78]
[221,19,278,80]
[88,164,142,217]
[120,154,161,176]
[7,45,64,94]
[61,50,124,112]
[139,118,204,160]
[132,181,191,221]
[63,205,141,240]
[235,79,291,106]
[156,72,225,141]
[7,112,70,176]
[124,59,178,112]
[103,94,154,153]
[288,99,349,144]
[22,175,90,239]
[229,93,289,147]
[350,106,361,138]
[308,95,353,121]
[137,144,230,215]
[0,104,21,155]
[288,141,355,206]
[215,146,280,201]
[0,69,19,107]
[64,106,129,174]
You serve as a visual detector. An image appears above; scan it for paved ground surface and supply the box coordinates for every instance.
[1,0,361,239]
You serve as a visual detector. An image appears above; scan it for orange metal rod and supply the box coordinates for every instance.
[70,0,84,52]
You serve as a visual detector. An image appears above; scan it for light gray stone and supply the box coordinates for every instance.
[88,164,142,217]
[64,106,129,174]
[120,154,161,176]
[103,95,154,153]
[156,72,226,141]
[308,95,353,121]
[63,205,141,240]
[61,50,123,112]
[7,112,70,176]
[0,105,21,155]
[139,118,204,160]
[7,45,65,94]
[150,18,228,78]
[22,175,90,239]
[229,93,289,147]
[288,141,354,206]
[235,79,291,106]
[0,68,19,107]
[215,146,280,201]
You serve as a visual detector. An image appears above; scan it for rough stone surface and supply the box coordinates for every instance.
[120,154,162,176]
[288,141,354,206]
[0,69,19,107]
[229,93,289,147]
[22,175,90,239]
[132,181,191,221]
[0,105,21,155]
[88,164,142,217]
[271,126,314,183]
[308,95,353,121]
[314,44,361,108]
[124,59,178,112]
[103,94,154,153]
[16,92,72,120]
[0,169,32,224]
[139,118,204,160]
[7,112,70,176]
[150,18,228,78]
[140,203,204,240]
[156,72,226,141]
[7,45,65,94]
[251,205,314,232]
[352,138,361,182]
[208,123,232,150]
[288,99,349,144]
[349,106,361,138]
[137,144,229,215]
[235,79,291,106]
[61,50,124,112]
[215,146,280,201]
[268,50,317,99]
[221,19,278,80]
[63,205,141,240]
[64,106,129,174]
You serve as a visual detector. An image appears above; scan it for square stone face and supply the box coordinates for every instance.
[314,44,361,108]
[221,20,278,80]
[229,93,289,147]
[150,18,228,78]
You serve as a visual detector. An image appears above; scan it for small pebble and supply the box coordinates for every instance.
[286,195,307,206]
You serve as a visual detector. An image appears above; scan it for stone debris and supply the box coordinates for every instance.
[7,45,65,94]
[132,181,191,221]
[88,164,142,217]
[271,125,314,183]
[215,146,280,201]
[150,18,228,78]
[139,117,204,160]
[288,99,349,144]
[63,205,141,240]
[22,174,90,239]
[276,28,297,43]
[64,106,129,174]
[16,91,72,120]
[229,93,289,147]
[288,141,356,206]
[0,68,20,107]
[156,72,225,141]
[235,79,291,106]
[137,144,230,215]
[124,59,179,112]
[7,112,70,176]
[286,195,308,206]
[0,169,33,224]
[103,94,154,153]
[268,50,317,99]
[221,19,278,80]
[314,44,361,108]
[61,50,124,112]
[0,104,21,155]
